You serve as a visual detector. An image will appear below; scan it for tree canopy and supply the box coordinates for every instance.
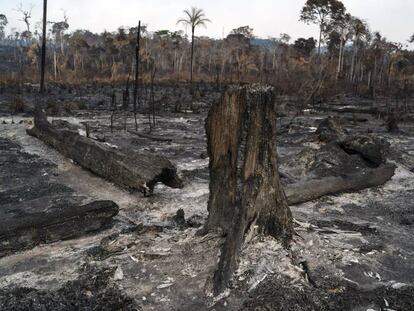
[176,7,211,31]
[300,0,346,27]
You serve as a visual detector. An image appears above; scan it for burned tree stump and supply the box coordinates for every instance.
[27,109,183,195]
[206,85,293,294]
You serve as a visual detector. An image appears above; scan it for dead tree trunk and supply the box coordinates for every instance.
[132,21,141,131]
[123,74,130,110]
[206,85,293,295]
[149,66,156,129]
[110,90,117,133]
[39,0,47,93]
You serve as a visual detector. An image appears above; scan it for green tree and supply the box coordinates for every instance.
[300,0,346,56]
[294,37,317,58]
[177,7,210,91]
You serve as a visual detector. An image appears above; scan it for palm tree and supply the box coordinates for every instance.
[177,7,210,91]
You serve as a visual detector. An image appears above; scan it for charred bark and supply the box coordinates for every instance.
[206,85,293,294]
[0,200,119,258]
[27,110,183,195]
[285,164,396,205]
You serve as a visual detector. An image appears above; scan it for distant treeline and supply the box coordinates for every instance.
[0,0,413,101]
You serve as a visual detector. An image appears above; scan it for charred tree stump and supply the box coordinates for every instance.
[27,110,183,195]
[206,85,293,294]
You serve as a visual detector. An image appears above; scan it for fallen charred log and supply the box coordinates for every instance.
[0,200,119,258]
[27,109,183,195]
[339,135,390,166]
[285,164,396,205]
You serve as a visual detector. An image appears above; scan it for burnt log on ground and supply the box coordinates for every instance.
[27,109,183,195]
[0,137,120,257]
[339,135,390,166]
[315,117,390,165]
[206,85,293,295]
[0,200,119,258]
[285,164,396,205]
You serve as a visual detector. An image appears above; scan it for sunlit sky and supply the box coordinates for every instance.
[1,0,413,47]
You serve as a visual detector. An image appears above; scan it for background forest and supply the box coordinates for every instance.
[0,0,413,102]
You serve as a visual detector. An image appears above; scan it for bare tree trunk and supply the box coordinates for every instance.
[221,58,226,78]
[190,26,195,94]
[60,31,64,55]
[74,51,77,75]
[336,38,344,79]
[150,66,156,128]
[387,56,393,88]
[206,85,293,295]
[317,25,322,57]
[53,49,57,80]
[179,53,184,73]
[173,49,177,73]
[122,74,130,110]
[40,0,47,93]
[110,90,116,133]
[368,71,372,94]
[373,57,377,91]
[133,21,141,131]
[340,42,345,74]
[350,38,359,83]
[379,56,384,88]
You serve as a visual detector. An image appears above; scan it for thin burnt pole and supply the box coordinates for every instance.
[132,21,141,131]
[151,65,157,128]
[40,0,47,93]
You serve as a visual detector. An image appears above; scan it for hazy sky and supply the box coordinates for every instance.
[1,0,413,47]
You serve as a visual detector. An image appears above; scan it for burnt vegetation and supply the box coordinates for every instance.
[0,0,413,310]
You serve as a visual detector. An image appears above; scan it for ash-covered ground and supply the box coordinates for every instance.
[0,85,413,310]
